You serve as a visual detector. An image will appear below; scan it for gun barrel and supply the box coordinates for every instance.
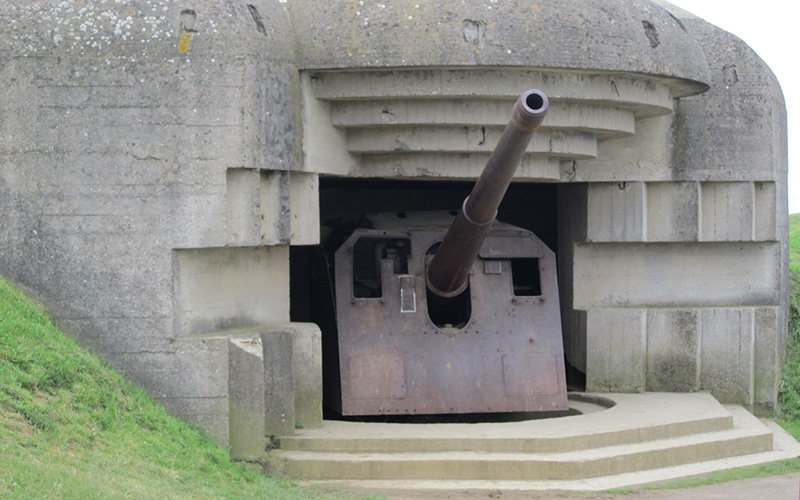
[426,89,548,298]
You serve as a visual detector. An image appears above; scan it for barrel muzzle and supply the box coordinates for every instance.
[512,89,549,133]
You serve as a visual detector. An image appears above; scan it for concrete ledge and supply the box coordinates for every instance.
[280,392,731,453]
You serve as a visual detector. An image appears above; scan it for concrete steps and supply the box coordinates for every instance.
[280,394,732,454]
[270,393,800,490]
[277,421,770,480]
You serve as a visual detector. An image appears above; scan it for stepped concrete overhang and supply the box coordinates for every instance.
[291,0,715,182]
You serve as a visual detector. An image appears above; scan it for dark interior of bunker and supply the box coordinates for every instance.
[289,177,585,422]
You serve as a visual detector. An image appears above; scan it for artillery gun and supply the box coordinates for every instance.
[322,90,568,416]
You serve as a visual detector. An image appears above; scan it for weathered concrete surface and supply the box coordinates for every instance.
[586,182,646,242]
[646,182,700,242]
[0,0,307,443]
[286,0,711,89]
[279,393,730,454]
[212,324,322,454]
[574,2,787,411]
[173,246,290,336]
[301,68,689,181]
[286,323,324,430]
[147,336,231,445]
[333,472,800,500]
[700,309,755,406]
[262,330,295,439]
[664,2,789,415]
[754,308,783,414]
[701,182,756,240]
[645,310,699,392]
[228,338,267,460]
[586,310,647,393]
[573,242,781,309]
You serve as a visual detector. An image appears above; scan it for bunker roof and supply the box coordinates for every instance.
[287,0,711,97]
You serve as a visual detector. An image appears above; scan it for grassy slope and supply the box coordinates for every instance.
[789,214,800,275]
[0,279,371,500]
[777,214,800,433]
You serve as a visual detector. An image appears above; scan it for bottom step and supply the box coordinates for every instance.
[306,421,800,492]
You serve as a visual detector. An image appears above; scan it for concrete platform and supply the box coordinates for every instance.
[270,392,800,491]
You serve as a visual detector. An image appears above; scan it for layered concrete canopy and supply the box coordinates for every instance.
[0,0,788,451]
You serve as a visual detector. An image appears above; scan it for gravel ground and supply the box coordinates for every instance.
[339,473,800,500]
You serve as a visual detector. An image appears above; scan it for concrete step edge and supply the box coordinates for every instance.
[296,421,800,492]
[278,427,771,463]
[279,405,759,456]
[280,416,733,453]
[276,426,773,480]
[281,395,737,453]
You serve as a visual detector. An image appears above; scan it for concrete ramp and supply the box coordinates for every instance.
[270,392,800,491]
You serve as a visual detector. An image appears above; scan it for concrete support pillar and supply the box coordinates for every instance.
[262,330,296,438]
[228,338,267,460]
[224,323,323,458]
[587,182,646,242]
[226,169,292,246]
[646,309,700,392]
[754,307,782,415]
[700,308,754,406]
[586,309,646,393]
[700,182,754,241]
[286,323,323,429]
[646,182,699,242]
[289,173,320,245]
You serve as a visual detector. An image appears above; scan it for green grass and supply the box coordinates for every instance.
[0,279,374,500]
[777,271,800,434]
[789,214,800,274]
[602,458,800,494]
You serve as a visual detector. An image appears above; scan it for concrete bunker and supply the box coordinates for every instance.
[0,0,788,464]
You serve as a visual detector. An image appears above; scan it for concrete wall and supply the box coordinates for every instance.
[573,5,788,414]
[0,0,788,453]
[0,0,321,451]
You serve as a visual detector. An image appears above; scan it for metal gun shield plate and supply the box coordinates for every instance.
[331,211,568,416]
